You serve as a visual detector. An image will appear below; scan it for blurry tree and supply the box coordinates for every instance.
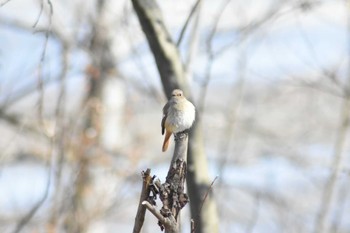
[62,1,110,231]
[0,0,128,232]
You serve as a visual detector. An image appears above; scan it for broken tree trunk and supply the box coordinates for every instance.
[133,132,189,233]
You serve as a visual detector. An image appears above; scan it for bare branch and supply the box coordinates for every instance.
[34,0,54,127]
[133,169,153,233]
[199,176,218,214]
[314,98,350,233]
[183,0,202,74]
[313,4,350,232]
[176,0,201,47]
[217,47,247,184]
[196,0,231,114]
[48,45,69,228]
[142,201,178,233]
[11,2,55,232]
[192,176,218,233]
[13,144,54,233]
[142,201,166,224]
[0,0,11,7]
[33,0,44,28]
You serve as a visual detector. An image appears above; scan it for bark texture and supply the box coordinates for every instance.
[132,132,190,233]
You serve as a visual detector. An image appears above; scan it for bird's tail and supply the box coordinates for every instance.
[162,131,172,152]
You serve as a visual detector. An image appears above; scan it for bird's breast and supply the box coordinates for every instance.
[165,101,195,133]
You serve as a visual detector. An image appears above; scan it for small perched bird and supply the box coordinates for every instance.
[161,89,196,152]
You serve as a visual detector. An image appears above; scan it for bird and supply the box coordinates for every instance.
[161,89,195,152]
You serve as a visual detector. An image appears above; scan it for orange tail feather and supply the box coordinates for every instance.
[162,131,172,152]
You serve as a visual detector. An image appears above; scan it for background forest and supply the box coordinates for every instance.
[0,0,350,232]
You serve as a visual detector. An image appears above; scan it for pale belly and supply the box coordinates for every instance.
[165,102,195,133]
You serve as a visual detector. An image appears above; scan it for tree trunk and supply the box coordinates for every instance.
[65,0,124,232]
[131,0,219,232]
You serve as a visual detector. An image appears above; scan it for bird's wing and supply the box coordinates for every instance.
[161,116,166,135]
[161,102,170,135]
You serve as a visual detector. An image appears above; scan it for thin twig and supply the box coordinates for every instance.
[192,176,218,233]
[183,0,202,74]
[12,2,55,231]
[213,1,292,57]
[121,13,163,103]
[13,140,54,233]
[33,0,44,28]
[49,45,68,226]
[217,46,247,185]
[199,176,218,213]
[196,0,231,114]
[176,0,201,47]
[35,0,53,126]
